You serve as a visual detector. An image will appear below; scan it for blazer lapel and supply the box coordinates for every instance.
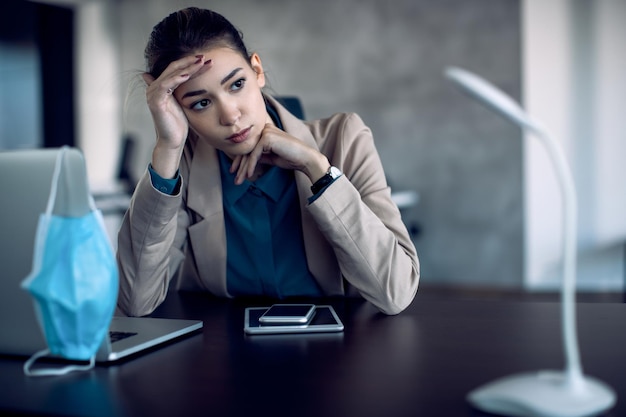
[269,96,344,296]
[185,140,229,296]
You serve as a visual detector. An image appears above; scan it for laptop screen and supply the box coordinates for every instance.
[0,148,91,356]
[0,148,203,362]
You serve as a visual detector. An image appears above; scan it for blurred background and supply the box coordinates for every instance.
[1,0,625,295]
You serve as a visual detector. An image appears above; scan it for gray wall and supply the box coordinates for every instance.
[119,0,523,288]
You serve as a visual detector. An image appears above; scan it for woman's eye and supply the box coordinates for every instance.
[231,78,246,91]
[191,99,211,111]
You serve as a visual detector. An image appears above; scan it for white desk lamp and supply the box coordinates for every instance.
[444,66,616,417]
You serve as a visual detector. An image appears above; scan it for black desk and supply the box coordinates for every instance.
[1,291,624,417]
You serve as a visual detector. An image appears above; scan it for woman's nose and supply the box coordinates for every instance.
[218,100,241,126]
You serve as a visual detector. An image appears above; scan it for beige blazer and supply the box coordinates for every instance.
[116,95,419,317]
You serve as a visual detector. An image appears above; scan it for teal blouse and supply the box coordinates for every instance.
[147,103,336,298]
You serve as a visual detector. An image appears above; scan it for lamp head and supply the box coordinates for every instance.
[444,66,539,132]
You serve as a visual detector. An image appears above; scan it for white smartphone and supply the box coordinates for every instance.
[258,304,316,324]
[245,305,344,335]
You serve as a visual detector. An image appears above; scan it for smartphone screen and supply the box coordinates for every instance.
[258,304,316,324]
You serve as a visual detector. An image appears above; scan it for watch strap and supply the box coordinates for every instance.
[310,166,342,195]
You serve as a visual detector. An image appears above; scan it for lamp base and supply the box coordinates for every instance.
[467,370,616,417]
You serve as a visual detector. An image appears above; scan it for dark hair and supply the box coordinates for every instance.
[145,7,250,78]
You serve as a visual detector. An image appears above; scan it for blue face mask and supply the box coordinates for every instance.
[21,147,118,376]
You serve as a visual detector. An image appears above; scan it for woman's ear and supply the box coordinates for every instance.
[249,53,266,88]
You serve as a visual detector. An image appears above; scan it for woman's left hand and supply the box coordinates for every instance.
[230,124,330,185]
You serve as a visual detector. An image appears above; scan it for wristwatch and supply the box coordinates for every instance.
[310,166,342,195]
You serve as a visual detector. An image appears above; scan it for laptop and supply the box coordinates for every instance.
[0,147,202,362]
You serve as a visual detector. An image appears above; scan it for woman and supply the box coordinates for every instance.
[117,7,419,317]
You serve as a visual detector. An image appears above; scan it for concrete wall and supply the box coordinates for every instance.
[118,0,524,288]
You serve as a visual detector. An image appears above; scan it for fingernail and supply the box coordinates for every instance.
[204,59,212,65]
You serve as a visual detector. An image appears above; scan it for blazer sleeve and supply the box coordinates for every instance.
[306,113,420,315]
[115,169,189,317]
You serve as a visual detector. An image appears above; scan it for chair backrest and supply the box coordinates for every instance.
[275,96,305,120]
[117,135,138,193]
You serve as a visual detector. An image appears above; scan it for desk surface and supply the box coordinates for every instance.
[1,291,624,417]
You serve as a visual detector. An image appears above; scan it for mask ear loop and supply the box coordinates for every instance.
[22,146,97,377]
[23,349,95,377]
[20,147,66,294]
[44,146,66,217]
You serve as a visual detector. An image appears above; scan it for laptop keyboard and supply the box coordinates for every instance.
[109,331,138,343]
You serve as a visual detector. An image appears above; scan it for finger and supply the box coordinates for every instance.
[160,54,204,78]
[246,148,263,179]
[157,56,211,96]
[165,57,204,92]
[244,138,272,179]
[142,72,155,87]
[234,155,251,185]
[230,155,243,174]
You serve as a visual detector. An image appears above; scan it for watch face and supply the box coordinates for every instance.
[329,166,342,179]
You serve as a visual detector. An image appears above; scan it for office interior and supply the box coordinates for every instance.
[1,0,625,298]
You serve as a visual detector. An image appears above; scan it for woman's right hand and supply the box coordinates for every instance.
[142,55,210,178]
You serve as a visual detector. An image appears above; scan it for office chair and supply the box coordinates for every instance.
[274,96,305,120]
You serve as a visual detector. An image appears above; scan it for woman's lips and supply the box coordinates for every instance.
[227,127,251,144]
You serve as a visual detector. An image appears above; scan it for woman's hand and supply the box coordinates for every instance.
[230,124,330,185]
[143,55,210,178]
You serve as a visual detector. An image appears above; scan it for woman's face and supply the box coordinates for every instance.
[174,47,271,158]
